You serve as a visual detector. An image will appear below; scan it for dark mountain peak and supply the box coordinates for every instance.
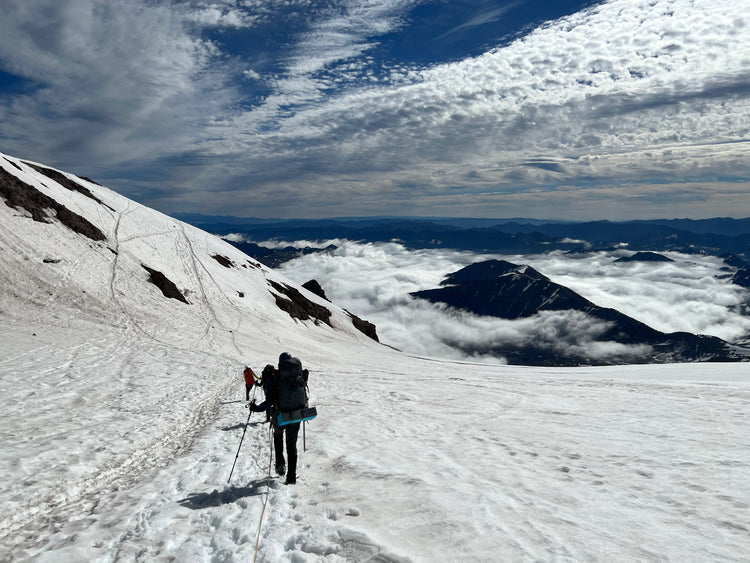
[733,269,750,289]
[441,259,549,286]
[615,251,673,263]
[513,265,549,281]
[411,259,746,365]
[723,253,750,269]
[415,261,591,321]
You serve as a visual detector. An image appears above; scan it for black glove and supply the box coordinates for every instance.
[249,400,257,411]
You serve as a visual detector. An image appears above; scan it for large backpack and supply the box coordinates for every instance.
[277,354,307,412]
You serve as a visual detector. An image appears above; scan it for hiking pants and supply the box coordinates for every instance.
[273,422,301,478]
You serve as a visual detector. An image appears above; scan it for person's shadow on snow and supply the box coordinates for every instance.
[178,480,268,509]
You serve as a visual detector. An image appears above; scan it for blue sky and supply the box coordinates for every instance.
[0,0,748,220]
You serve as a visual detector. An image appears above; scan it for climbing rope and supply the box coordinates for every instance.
[253,423,274,563]
[225,383,273,562]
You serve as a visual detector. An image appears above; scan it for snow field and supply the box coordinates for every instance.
[306,360,750,561]
[3,334,750,562]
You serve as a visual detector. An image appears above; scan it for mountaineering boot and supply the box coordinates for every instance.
[275,461,286,476]
[285,472,296,485]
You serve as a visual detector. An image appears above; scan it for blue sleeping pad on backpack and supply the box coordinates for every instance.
[277,406,318,426]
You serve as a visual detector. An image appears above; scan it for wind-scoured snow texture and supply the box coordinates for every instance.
[0,152,749,561]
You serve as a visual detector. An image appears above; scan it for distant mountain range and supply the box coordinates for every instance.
[176,214,750,302]
[411,260,750,366]
[173,213,750,263]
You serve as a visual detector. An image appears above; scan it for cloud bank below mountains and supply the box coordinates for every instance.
[273,240,750,362]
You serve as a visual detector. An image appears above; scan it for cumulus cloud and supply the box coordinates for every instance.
[183,0,750,218]
[521,250,750,341]
[243,69,262,81]
[0,0,748,218]
[276,241,750,362]
[184,4,258,28]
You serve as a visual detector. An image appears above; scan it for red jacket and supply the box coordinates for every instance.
[243,367,256,386]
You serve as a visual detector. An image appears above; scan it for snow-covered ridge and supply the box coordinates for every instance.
[0,152,377,347]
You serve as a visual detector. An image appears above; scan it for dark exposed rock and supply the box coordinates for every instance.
[3,157,23,172]
[302,279,328,301]
[302,280,380,342]
[269,280,332,326]
[211,254,235,268]
[79,176,102,186]
[23,161,109,208]
[349,312,379,342]
[300,279,378,340]
[0,167,107,242]
[142,264,188,304]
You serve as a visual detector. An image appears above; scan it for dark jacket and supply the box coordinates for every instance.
[251,366,278,415]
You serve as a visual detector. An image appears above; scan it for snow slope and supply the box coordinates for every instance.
[1,152,749,562]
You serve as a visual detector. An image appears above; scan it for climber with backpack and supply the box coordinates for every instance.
[250,353,316,485]
[243,366,258,401]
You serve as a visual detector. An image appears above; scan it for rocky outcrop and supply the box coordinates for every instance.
[302,279,328,301]
[142,265,189,304]
[211,254,235,268]
[0,166,107,242]
[349,313,379,342]
[23,161,108,207]
[269,280,332,326]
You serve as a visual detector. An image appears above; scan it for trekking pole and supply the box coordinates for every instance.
[228,408,253,483]
[303,421,307,452]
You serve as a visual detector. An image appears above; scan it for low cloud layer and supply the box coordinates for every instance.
[275,241,750,362]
